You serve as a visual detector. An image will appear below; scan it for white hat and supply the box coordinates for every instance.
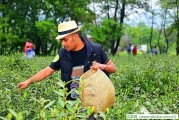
[55,21,80,40]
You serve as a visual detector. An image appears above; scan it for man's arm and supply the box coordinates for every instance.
[17,66,56,91]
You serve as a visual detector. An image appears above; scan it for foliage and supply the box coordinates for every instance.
[0,0,94,55]
[0,33,25,55]
[158,0,179,55]
[82,19,121,51]
[123,22,166,48]
[0,0,178,55]
[0,53,106,120]
[0,54,178,119]
[35,20,58,55]
[108,54,179,119]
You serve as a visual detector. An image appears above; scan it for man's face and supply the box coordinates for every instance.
[61,34,75,51]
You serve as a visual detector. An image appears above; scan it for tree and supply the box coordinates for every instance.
[0,0,95,55]
[159,0,179,55]
[35,20,57,55]
[124,22,165,53]
[88,0,150,55]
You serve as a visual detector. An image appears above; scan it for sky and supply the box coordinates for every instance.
[124,0,165,28]
[125,0,157,25]
[88,0,173,28]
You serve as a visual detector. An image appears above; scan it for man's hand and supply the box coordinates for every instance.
[90,61,106,71]
[90,60,116,73]
[17,80,30,91]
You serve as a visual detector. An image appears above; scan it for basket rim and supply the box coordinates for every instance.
[80,69,101,81]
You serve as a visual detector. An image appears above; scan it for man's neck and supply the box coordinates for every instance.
[73,37,85,51]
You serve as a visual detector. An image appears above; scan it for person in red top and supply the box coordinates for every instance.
[24,40,35,59]
[132,45,137,55]
[24,40,34,54]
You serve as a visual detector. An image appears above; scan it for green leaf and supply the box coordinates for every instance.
[44,100,55,109]
[57,81,65,88]
[7,113,12,120]
[76,115,86,119]
[16,112,23,120]
[54,90,65,97]
[66,104,73,113]
[87,108,91,115]
[0,116,7,120]
[59,112,66,118]
[8,109,17,118]
[66,100,75,106]
[58,98,65,108]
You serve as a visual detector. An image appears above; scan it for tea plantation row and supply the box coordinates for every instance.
[0,53,178,119]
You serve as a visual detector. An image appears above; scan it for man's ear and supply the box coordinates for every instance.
[73,33,77,38]
[74,33,80,38]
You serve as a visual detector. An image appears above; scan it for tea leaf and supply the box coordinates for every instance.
[8,109,17,118]
[54,90,65,97]
[44,100,55,109]
[16,112,23,120]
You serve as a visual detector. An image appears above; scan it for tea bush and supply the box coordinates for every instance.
[0,53,178,120]
[108,55,179,119]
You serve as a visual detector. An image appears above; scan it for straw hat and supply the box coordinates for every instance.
[55,20,80,40]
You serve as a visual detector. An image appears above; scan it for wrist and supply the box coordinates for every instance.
[100,64,106,70]
[27,79,32,84]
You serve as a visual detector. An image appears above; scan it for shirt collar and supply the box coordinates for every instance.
[80,36,93,57]
[64,36,93,58]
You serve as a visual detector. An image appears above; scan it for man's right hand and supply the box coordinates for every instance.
[17,80,30,91]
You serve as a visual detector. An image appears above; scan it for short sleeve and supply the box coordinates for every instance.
[100,46,109,64]
[49,54,61,70]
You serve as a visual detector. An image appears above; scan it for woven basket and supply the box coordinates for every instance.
[80,69,115,113]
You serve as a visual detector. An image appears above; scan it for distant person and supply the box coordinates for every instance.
[132,45,137,55]
[24,48,35,59]
[127,43,132,54]
[24,40,35,59]
[162,47,167,54]
[151,46,158,55]
[24,40,34,54]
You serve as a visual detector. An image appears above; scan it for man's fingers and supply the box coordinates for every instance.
[19,87,23,91]
[18,85,25,91]
[17,83,20,88]
[17,83,22,88]
[90,66,98,71]
[92,61,97,65]
[17,83,25,91]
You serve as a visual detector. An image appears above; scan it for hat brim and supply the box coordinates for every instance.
[55,28,80,40]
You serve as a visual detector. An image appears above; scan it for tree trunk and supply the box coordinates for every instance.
[162,8,169,54]
[176,19,179,55]
[157,28,162,54]
[176,0,179,55]
[2,0,6,33]
[149,11,154,49]
[35,37,41,55]
[42,40,48,55]
[111,0,125,55]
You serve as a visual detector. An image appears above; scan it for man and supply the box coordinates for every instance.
[17,20,116,100]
